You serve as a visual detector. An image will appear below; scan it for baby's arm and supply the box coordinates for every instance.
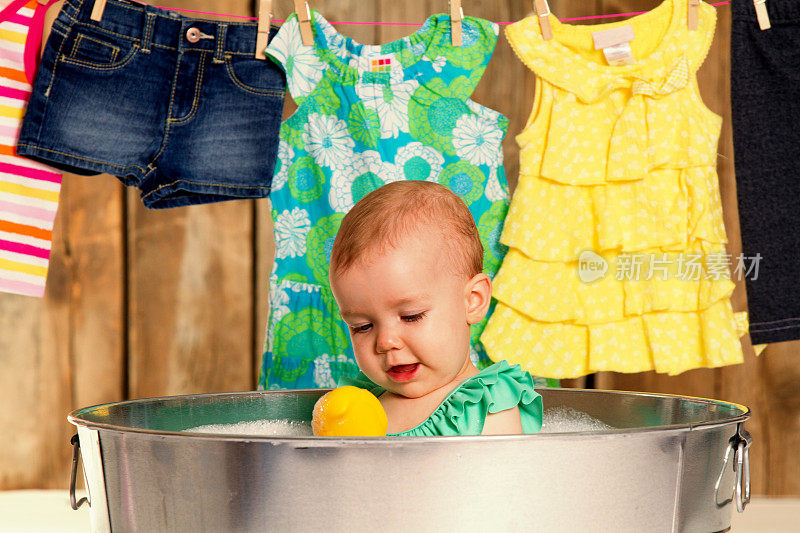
[481,406,523,435]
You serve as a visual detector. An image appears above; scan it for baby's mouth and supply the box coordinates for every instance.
[387,363,420,382]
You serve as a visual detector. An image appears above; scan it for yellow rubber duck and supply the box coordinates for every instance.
[312,386,388,437]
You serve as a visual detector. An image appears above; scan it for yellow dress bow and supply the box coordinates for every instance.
[607,56,690,182]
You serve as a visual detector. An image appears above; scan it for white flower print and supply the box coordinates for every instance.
[408,37,427,58]
[268,282,291,325]
[356,79,419,139]
[313,353,351,388]
[395,142,444,182]
[330,150,398,213]
[453,114,503,167]
[423,55,447,73]
[274,207,311,259]
[304,113,355,170]
[466,98,503,118]
[271,141,294,192]
[469,345,480,366]
[347,54,361,70]
[387,67,407,84]
[266,18,325,98]
[313,354,336,388]
[484,167,508,202]
[266,278,291,351]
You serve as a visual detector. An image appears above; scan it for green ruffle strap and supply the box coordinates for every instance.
[338,360,543,436]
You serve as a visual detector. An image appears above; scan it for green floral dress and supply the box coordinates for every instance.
[259,10,525,390]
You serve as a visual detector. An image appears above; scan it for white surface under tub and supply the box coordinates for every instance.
[0,491,798,532]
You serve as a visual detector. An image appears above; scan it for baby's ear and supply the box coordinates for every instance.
[464,273,492,325]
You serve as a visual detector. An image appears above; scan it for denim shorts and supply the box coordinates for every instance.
[18,0,286,208]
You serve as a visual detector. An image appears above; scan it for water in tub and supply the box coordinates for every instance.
[184,406,611,436]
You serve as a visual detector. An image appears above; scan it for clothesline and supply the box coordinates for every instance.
[150,1,732,25]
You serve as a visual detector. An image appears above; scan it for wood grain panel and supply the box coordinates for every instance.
[0,170,125,490]
[0,278,71,489]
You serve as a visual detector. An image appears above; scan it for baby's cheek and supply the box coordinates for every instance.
[430,312,466,343]
[351,339,376,366]
[351,339,367,359]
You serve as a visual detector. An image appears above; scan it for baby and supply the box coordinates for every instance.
[329,181,542,436]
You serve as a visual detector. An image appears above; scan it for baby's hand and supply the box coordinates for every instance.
[312,386,388,436]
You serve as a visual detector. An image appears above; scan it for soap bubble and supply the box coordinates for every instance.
[182,406,613,437]
[185,419,313,437]
[540,406,613,433]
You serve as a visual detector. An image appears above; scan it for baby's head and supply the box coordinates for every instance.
[329,181,492,399]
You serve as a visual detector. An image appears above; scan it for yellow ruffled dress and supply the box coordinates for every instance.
[481,0,744,378]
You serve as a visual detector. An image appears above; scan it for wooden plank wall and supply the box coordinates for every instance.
[0,0,796,497]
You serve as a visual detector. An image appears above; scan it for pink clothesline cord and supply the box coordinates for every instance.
[150,1,732,25]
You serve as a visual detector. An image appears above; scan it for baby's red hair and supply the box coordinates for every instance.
[330,181,484,279]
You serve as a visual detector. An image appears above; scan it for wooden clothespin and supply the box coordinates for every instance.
[688,0,700,31]
[450,1,463,47]
[90,0,106,22]
[754,0,771,30]
[255,0,273,59]
[294,0,313,46]
[534,0,553,41]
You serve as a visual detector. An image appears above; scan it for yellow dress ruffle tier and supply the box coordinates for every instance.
[483,0,744,378]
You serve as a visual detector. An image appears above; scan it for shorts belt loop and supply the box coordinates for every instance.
[141,11,156,54]
[213,23,228,63]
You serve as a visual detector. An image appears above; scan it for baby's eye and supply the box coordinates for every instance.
[349,323,372,334]
[401,312,426,323]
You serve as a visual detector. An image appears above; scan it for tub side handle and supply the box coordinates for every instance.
[734,424,752,513]
[70,434,90,510]
[73,426,113,532]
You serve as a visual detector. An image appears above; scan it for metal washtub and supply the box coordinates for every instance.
[68,388,751,532]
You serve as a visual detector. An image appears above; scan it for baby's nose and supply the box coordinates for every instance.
[375,327,403,353]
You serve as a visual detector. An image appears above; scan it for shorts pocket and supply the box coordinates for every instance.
[61,31,139,71]
[224,55,286,97]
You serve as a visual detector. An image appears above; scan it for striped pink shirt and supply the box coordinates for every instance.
[0,0,61,298]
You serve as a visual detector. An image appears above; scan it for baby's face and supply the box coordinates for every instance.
[330,233,475,398]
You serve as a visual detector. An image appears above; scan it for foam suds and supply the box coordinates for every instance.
[540,406,613,433]
[183,407,612,436]
[185,419,313,437]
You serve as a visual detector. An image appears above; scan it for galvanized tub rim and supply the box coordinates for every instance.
[67,387,750,442]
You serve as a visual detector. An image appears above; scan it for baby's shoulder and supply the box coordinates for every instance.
[398,361,543,436]
[465,361,542,426]
[466,361,542,433]
[482,404,523,435]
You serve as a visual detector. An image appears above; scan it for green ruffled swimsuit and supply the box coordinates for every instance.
[339,360,542,436]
